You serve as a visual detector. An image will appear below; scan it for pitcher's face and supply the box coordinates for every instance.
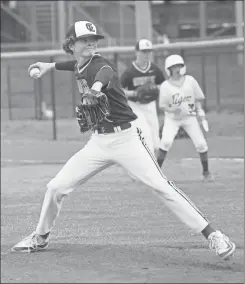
[70,36,98,59]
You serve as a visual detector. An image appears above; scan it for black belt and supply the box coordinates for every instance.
[94,122,131,134]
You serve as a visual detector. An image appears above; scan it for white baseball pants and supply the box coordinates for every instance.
[35,126,209,236]
[160,115,208,153]
[129,101,160,152]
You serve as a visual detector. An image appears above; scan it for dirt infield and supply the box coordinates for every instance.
[1,160,244,283]
[1,113,244,283]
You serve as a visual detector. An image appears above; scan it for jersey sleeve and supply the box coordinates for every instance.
[120,69,132,89]
[191,77,205,100]
[154,65,166,85]
[89,58,115,87]
[55,60,76,71]
[93,65,114,87]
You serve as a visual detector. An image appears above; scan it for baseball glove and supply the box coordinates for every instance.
[136,83,159,104]
[76,89,111,133]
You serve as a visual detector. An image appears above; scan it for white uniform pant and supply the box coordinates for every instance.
[160,115,208,153]
[129,101,160,153]
[36,126,209,236]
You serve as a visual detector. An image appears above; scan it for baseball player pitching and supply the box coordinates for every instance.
[11,21,235,261]
[120,39,165,156]
[158,54,212,182]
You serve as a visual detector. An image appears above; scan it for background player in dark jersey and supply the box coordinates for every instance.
[11,21,235,262]
[120,39,165,157]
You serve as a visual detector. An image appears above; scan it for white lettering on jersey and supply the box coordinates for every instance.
[133,75,155,87]
[77,79,89,94]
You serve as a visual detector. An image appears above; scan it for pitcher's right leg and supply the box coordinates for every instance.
[12,136,112,252]
[36,138,112,235]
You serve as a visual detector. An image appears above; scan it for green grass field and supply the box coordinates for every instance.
[1,111,244,283]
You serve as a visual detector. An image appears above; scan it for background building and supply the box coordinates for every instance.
[1,0,243,51]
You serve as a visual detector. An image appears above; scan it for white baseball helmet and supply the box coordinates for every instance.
[165,54,186,77]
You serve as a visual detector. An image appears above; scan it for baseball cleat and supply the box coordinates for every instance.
[208,230,236,261]
[11,232,49,253]
[202,171,213,182]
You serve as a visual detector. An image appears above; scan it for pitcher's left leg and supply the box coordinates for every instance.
[116,127,235,260]
[182,116,212,181]
[119,127,209,232]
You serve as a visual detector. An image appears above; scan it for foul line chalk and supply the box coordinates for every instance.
[184,157,243,162]
[1,157,243,166]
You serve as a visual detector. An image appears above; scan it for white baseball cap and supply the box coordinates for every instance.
[135,39,153,51]
[65,21,104,40]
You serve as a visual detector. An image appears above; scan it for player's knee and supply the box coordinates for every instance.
[196,141,208,153]
[46,179,60,195]
[46,178,72,196]
[159,139,173,151]
[153,136,160,150]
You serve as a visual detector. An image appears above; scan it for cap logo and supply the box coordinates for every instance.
[86,23,96,32]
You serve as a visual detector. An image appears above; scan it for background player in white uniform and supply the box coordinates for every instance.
[158,54,212,181]
[11,21,235,261]
[120,39,165,156]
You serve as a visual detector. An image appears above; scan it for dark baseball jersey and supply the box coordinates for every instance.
[55,54,137,126]
[120,61,165,96]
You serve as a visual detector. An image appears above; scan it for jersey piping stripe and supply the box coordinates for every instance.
[136,127,209,222]
[98,65,113,72]
[167,180,209,222]
[136,127,166,179]
[77,53,102,74]
[96,65,114,90]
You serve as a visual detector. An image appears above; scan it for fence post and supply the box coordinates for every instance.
[180,49,185,61]
[34,79,38,120]
[50,56,57,140]
[6,64,13,120]
[71,73,76,117]
[37,79,43,120]
[201,55,207,112]
[215,54,221,112]
[113,52,119,76]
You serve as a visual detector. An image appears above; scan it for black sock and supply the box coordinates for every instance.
[40,232,50,240]
[201,224,216,239]
[157,149,168,167]
[199,151,209,173]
